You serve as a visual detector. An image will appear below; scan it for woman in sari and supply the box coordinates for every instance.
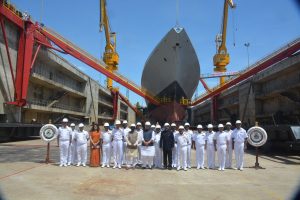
[90,123,101,167]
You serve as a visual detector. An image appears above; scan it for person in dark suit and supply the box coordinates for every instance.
[160,123,175,170]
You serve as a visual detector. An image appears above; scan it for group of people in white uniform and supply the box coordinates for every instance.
[57,118,248,171]
[57,118,89,167]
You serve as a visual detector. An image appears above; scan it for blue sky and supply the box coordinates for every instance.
[13,0,300,106]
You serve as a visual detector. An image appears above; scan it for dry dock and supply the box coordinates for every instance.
[0,139,299,200]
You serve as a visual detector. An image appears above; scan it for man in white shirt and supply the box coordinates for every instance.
[183,122,193,169]
[205,124,216,169]
[141,121,155,169]
[122,120,131,165]
[225,122,233,168]
[57,118,72,167]
[75,123,89,167]
[67,123,77,166]
[176,126,189,171]
[101,123,112,168]
[153,124,163,169]
[136,122,143,165]
[171,123,178,168]
[193,125,206,169]
[112,120,124,169]
[232,120,248,171]
[214,124,230,171]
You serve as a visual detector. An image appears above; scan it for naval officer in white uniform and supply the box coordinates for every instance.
[75,123,89,167]
[205,124,216,169]
[193,125,206,169]
[183,122,193,169]
[232,120,248,171]
[214,124,230,171]
[112,120,125,169]
[225,122,233,168]
[101,123,112,168]
[57,118,72,167]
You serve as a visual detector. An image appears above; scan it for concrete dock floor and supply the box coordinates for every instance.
[0,139,300,200]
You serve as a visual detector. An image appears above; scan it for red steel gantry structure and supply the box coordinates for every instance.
[0,1,159,113]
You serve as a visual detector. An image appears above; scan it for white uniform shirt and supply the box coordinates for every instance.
[193,132,206,146]
[225,130,233,146]
[205,131,215,145]
[58,126,71,142]
[173,131,179,144]
[214,131,230,146]
[70,129,77,143]
[177,133,190,148]
[154,132,161,145]
[122,127,131,139]
[136,129,143,144]
[101,130,112,145]
[75,130,89,145]
[184,130,193,145]
[112,128,124,141]
[232,128,248,143]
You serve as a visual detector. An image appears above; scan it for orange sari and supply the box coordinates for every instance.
[90,131,101,167]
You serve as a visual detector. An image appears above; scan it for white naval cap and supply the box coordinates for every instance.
[178,125,184,130]
[226,122,232,126]
[136,122,142,126]
[70,123,75,127]
[145,121,151,126]
[62,118,68,123]
[184,122,190,126]
[156,125,161,129]
[151,125,155,128]
[218,124,224,128]
[104,122,109,127]
[207,124,213,129]
[236,120,242,124]
[78,123,84,128]
[122,120,128,124]
[197,125,203,129]
[130,123,136,127]
[115,120,121,125]
[171,123,176,127]
[164,123,170,127]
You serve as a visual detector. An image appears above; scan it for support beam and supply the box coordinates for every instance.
[191,38,300,106]
[0,17,16,92]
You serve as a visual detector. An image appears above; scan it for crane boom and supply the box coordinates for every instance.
[100,0,119,89]
[213,0,235,85]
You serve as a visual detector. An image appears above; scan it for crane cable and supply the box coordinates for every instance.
[231,6,237,47]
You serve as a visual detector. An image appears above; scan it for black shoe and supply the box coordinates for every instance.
[168,167,172,170]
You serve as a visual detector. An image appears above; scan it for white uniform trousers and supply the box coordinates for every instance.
[177,146,187,168]
[196,144,205,168]
[122,141,127,164]
[77,143,87,165]
[187,144,192,167]
[172,143,178,167]
[102,143,111,165]
[207,144,215,169]
[110,143,114,164]
[59,140,70,165]
[234,142,245,169]
[113,140,123,166]
[226,144,233,168]
[217,144,227,170]
[154,144,163,168]
[67,142,77,165]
